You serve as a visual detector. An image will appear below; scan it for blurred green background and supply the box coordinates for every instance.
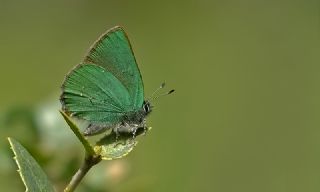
[1,0,320,191]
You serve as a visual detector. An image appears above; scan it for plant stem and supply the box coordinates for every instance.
[64,154,102,192]
[60,111,96,156]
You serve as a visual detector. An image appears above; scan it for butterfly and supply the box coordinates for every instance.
[60,26,173,137]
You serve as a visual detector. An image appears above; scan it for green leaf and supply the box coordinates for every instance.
[8,137,55,192]
[59,110,95,156]
[96,127,151,160]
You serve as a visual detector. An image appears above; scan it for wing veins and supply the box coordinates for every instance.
[63,91,123,113]
[74,65,127,111]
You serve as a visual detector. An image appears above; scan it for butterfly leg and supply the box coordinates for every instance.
[113,125,121,141]
[130,125,139,139]
[142,119,148,136]
[114,122,139,139]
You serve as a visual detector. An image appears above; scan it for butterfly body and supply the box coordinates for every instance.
[84,101,151,136]
[60,26,151,136]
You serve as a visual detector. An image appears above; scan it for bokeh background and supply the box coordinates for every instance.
[0,0,319,192]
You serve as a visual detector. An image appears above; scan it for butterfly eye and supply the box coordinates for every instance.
[143,102,151,113]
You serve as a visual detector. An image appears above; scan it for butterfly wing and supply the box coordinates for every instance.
[61,26,144,134]
[83,26,144,109]
[61,64,132,127]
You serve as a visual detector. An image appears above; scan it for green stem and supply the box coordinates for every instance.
[64,154,101,192]
[60,111,95,156]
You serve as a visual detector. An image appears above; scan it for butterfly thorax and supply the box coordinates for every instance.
[115,101,152,135]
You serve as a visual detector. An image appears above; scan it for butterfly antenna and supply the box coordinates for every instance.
[149,89,175,102]
[147,82,166,101]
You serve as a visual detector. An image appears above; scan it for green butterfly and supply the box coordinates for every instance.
[60,26,173,136]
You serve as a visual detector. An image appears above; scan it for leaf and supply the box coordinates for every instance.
[8,137,55,192]
[96,127,151,160]
[59,110,95,156]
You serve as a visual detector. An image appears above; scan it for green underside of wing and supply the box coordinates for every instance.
[84,27,144,109]
[61,64,134,124]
